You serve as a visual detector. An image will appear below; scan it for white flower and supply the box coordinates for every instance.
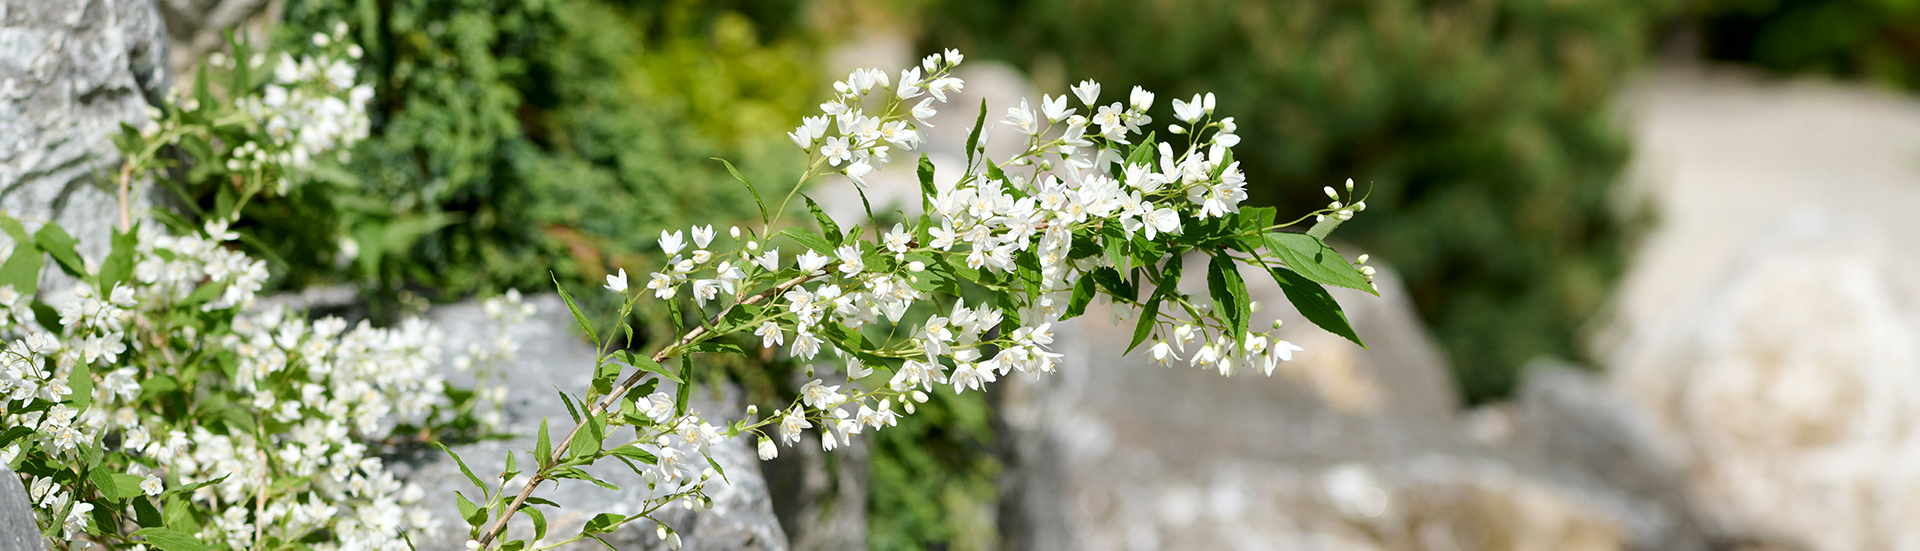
[820,136,853,166]
[845,159,873,187]
[691,225,715,249]
[836,245,865,276]
[648,272,678,299]
[692,280,721,306]
[800,379,846,409]
[1130,86,1155,111]
[1274,340,1303,362]
[797,250,831,274]
[140,474,163,496]
[1041,94,1074,123]
[944,48,964,67]
[1071,79,1101,107]
[659,230,687,256]
[912,98,938,126]
[1003,98,1038,135]
[758,437,778,460]
[1145,207,1181,240]
[605,268,629,294]
[755,321,784,349]
[1172,94,1206,123]
[779,406,812,446]
[757,248,781,272]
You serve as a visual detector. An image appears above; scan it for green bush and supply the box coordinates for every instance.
[919,0,1666,401]
[1697,0,1920,86]
[253,0,814,325]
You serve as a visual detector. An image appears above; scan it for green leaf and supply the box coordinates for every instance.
[535,418,552,468]
[964,98,988,160]
[917,154,938,214]
[550,467,620,491]
[583,512,624,535]
[456,491,486,527]
[688,341,746,356]
[525,506,549,542]
[1206,254,1250,344]
[98,225,138,294]
[1270,266,1366,348]
[621,352,682,384]
[780,227,835,255]
[93,471,146,501]
[1306,215,1344,239]
[1124,131,1157,169]
[1063,273,1095,320]
[568,413,604,460]
[675,355,693,416]
[715,158,770,224]
[706,455,732,485]
[552,272,599,344]
[0,241,44,296]
[803,195,842,246]
[606,444,658,464]
[33,223,85,279]
[1263,233,1376,294]
[66,362,91,410]
[435,443,488,495]
[0,426,31,449]
[133,496,162,527]
[1126,294,1163,354]
[592,359,621,396]
[0,216,28,245]
[134,528,210,551]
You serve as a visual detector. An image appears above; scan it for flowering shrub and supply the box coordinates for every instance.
[453,49,1378,550]
[7,27,1376,550]
[3,27,524,550]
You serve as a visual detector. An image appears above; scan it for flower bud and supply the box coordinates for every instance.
[912,390,929,403]
[1324,186,1338,199]
[908,261,926,272]
[747,241,760,251]
[1249,301,1262,313]
[668,533,683,550]
[758,437,777,460]
[1346,178,1355,191]
[466,541,482,551]
[730,226,742,238]
[904,401,916,414]
[1272,319,1285,330]
[745,405,758,417]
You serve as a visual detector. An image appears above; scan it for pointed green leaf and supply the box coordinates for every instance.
[0,241,43,296]
[621,352,682,384]
[964,98,988,160]
[435,443,488,495]
[1263,232,1375,294]
[33,223,85,278]
[803,195,842,246]
[1126,294,1163,354]
[134,528,210,551]
[780,227,835,255]
[1269,266,1365,348]
[1206,255,1249,344]
[917,154,938,214]
[715,158,770,224]
[535,418,552,468]
[551,272,599,344]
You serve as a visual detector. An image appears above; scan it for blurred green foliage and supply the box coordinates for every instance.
[1697,0,1920,86]
[920,0,1665,402]
[256,0,812,324]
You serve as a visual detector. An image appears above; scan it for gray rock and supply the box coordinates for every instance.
[997,262,1649,551]
[1606,210,1920,551]
[0,470,40,551]
[155,0,273,84]
[396,295,786,551]
[760,430,866,551]
[0,0,168,262]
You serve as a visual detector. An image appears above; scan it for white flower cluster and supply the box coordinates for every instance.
[1,223,517,550]
[789,49,967,186]
[623,50,1306,465]
[455,290,537,429]
[241,23,374,177]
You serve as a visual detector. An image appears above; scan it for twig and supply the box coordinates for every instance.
[474,270,824,546]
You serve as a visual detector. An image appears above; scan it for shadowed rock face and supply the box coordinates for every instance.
[0,0,168,262]
[996,263,1673,551]
[398,295,787,551]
